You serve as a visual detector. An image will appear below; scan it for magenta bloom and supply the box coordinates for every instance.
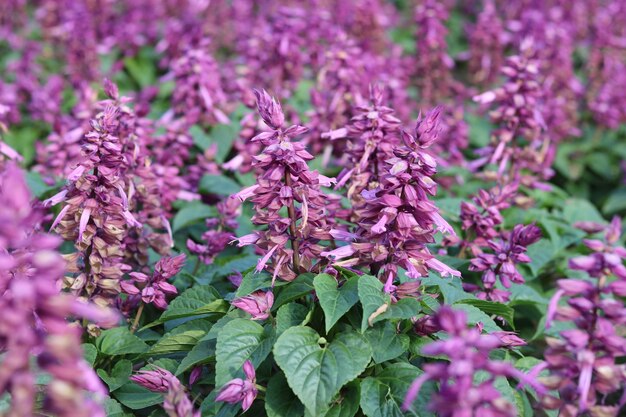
[231,290,274,320]
[130,368,174,393]
[216,360,258,411]
[131,367,200,417]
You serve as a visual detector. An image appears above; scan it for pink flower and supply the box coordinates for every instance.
[216,360,258,411]
[231,291,274,320]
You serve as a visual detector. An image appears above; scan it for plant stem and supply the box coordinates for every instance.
[130,302,145,334]
[284,170,301,273]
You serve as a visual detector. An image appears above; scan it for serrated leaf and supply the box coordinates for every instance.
[276,302,309,335]
[265,372,305,417]
[360,378,404,417]
[97,360,132,392]
[149,319,212,355]
[172,202,218,233]
[155,285,227,324]
[273,273,315,309]
[525,239,556,276]
[421,274,470,304]
[562,198,605,224]
[455,299,515,329]
[215,319,275,387]
[96,327,149,356]
[452,304,501,332]
[377,363,436,417]
[311,381,360,417]
[357,275,390,332]
[364,322,409,363]
[274,327,372,416]
[104,397,133,417]
[176,338,216,375]
[113,383,162,410]
[199,174,241,196]
[314,273,359,332]
[83,343,97,366]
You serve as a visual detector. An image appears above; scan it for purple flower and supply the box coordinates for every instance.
[231,290,274,321]
[0,163,116,417]
[216,360,258,411]
[132,367,200,417]
[403,306,544,415]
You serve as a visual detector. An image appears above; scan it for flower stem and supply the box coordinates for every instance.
[284,170,301,273]
[130,302,145,334]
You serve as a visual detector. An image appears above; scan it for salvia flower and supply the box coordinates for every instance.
[324,106,458,290]
[233,90,334,283]
[472,40,550,186]
[231,290,274,320]
[131,367,200,417]
[542,217,626,416]
[121,254,185,311]
[0,163,117,417]
[469,224,542,302]
[216,360,258,412]
[467,0,505,86]
[187,198,240,265]
[403,306,544,415]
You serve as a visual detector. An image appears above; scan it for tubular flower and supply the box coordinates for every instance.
[216,360,258,412]
[120,254,185,312]
[44,81,170,307]
[472,40,550,187]
[323,85,402,205]
[403,306,544,416]
[231,290,274,321]
[166,38,229,126]
[131,368,200,417]
[542,217,626,416]
[0,163,117,417]
[232,90,334,283]
[469,224,542,302]
[187,198,240,265]
[324,106,458,290]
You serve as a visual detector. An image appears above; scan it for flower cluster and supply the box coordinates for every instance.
[234,90,334,282]
[131,368,200,417]
[542,217,626,416]
[216,360,258,412]
[403,306,544,416]
[324,106,459,290]
[0,163,117,417]
[187,198,240,265]
[472,41,550,186]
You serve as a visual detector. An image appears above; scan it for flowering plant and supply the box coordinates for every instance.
[1,1,626,417]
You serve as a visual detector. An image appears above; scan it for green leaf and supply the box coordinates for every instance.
[83,343,97,366]
[96,327,149,356]
[123,50,156,88]
[452,304,502,332]
[562,198,605,224]
[603,187,626,214]
[357,275,390,332]
[210,124,238,163]
[360,378,404,417]
[421,274,470,304]
[190,125,212,151]
[199,174,241,196]
[434,197,464,221]
[97,360,132,392]
[376,363,436,417]
[104,397,133,417]
[265,372,305,417]
[276,302,309,335]
[155,285,227,324]
[25,171,59,198]
[176,338,216,375]
[314,273,359,332]
[113,383,162,410]
[273,273,315,309]
[149,319,212,355]
[172,202,217,233]
[215,319,275,387]
[455,299,515,329]
[525,239,556,276]
[274,327,372,416]
[364,322,409,364]
[313,381,360,417]
[235,271,273,297]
